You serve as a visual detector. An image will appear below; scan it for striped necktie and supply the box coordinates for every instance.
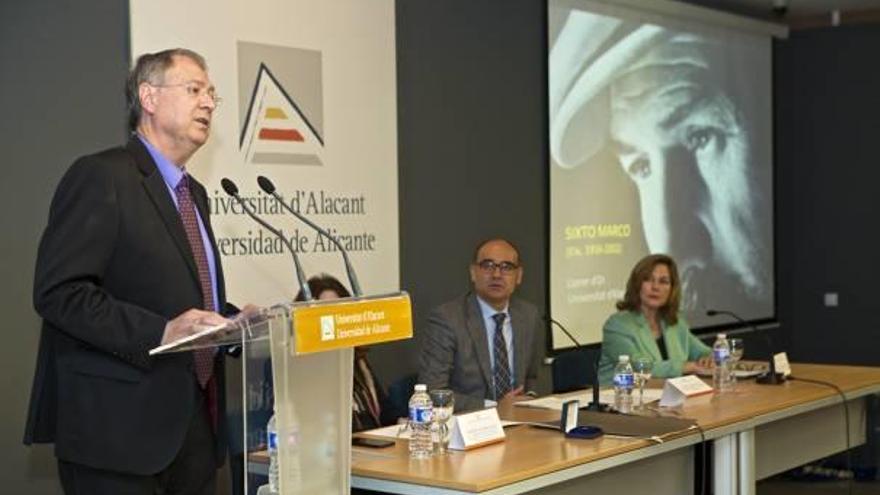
[174,175,215,388]
[492,312,512,399]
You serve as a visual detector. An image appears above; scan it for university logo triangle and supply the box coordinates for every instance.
[240,64,324,166]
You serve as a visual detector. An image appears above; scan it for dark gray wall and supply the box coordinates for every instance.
[774,25,880,366]
[0,1,129,493]
[370,0,550,391]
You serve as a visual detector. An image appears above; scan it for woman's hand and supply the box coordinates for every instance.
[682,356,713,375]
[696,354,714,369]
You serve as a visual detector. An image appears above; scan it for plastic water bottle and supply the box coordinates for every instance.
[408,384,434,459]
[267,413,279,493]
[613,355,634,414]
[713,333,732,393]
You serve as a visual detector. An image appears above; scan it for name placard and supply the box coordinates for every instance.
[774,352,792,377]
[659,375,713,408]
[448,408,506,450]
[291,292,412,354]
[561,400,580,433]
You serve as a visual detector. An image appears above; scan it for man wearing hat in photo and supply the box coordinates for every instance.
[549,8,773,313]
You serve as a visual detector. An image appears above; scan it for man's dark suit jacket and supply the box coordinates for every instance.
[24,137,229,475]
[418,292,543,412]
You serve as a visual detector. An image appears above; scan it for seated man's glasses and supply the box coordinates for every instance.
[476,259,519,274]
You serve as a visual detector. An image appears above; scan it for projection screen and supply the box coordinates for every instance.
[549,0,779,348]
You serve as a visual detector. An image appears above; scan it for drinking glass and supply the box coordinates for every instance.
[429,389,454,454]
[729,338,744,389]
[631,356,654,409]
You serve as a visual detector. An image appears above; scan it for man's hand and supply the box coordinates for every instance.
[232,304,262,321]
[161,309,231,345]
[500,385,527,402]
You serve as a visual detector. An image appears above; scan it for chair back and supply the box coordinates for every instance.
[386,372,419,420]
[552,347,600,393]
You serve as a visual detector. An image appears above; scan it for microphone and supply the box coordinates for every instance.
[256,176,362,297]
[220,178,312,300]
[546,316,610,412]
[705,309,784,385]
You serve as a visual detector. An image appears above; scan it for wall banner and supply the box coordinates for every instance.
[130,0,399,305]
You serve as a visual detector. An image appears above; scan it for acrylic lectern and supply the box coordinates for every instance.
[150,292,413,494]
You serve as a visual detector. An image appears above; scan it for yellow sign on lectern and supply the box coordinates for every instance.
[291,292,413,355]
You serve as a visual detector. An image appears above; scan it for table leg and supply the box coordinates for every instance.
[713,434,738,495]
[738,429,756,495]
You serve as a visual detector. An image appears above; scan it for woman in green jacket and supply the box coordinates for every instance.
[598,254,713,385]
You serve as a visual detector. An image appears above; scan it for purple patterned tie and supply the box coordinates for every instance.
[174,175,215,388]
[492,312,512,400]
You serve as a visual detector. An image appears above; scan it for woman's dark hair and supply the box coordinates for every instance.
[294,274,351,301]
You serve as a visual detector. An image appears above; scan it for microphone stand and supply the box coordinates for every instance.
[220,178,312,300]
[256,176,362,297]
[546,316,610,412]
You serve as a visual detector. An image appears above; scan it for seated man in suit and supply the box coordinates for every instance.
[419,238,543,412]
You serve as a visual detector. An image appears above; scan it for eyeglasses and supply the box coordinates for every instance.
[151,81,223,107]
[476,259,519,274]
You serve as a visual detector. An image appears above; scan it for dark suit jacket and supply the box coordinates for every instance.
[418,292,543,412]
[24,137,229,475]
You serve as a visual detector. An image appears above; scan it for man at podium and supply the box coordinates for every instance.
[24,48,234,495]
[419,238,543,412]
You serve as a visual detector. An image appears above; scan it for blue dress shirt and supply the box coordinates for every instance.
[138,135,219,312]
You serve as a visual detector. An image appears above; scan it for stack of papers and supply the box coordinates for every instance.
[361,417,520,440]
[515,389,665,411]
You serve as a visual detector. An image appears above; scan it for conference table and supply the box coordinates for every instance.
[351,363,880,495]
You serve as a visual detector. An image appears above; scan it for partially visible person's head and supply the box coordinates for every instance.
[128,48,219,164]
[617,254,681,325]
[295,274,352,302]
[469,238,523,311]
